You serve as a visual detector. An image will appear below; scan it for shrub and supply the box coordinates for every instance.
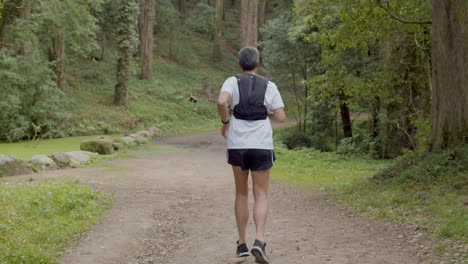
[274,125,331,151]
[0,51,69,141]
[337,131,378,158]
[374,145,468,190]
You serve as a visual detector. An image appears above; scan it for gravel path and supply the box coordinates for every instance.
[23,130,445,264]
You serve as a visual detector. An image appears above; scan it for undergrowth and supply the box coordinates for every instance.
[0,180,112,264]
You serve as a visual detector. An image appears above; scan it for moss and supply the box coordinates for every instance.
[80,139,114,155]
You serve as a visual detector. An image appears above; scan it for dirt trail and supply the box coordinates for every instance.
[20,130,445,263]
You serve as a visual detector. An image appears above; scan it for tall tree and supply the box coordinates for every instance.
[51,25,65,89]
[241,0,258,47]
[139,0,155,80]
[114,0,139,106]
[34,0,103,89]
[257,0,266,40]
[429,0,468,150]
[213,0,223,60]
[17,1,30,56]
[178,0,187,15]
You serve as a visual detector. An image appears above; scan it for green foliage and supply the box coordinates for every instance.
[185,2,215,36]
[337,120,378,158]
[274,125,331,151]
[337,131,377,158]
[33,0,104,57]
[291,0,432,155]
[154,0,181,37]
[0,0,4,19]
[0,51,68,141]
[0,180,111,264]
[260,12,322,128]
[115,0,139,52]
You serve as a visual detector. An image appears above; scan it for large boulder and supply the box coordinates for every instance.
[51,151,94,168]
[30,155,57,171]
[147,125,160,137]
[129,134,149,144]
[0,154,33,176]
[80,139,114,155]
[115,136,137,147]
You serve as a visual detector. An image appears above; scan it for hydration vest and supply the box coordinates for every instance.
[233,73,269,121]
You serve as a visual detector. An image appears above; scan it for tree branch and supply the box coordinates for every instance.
[377,0,432,25]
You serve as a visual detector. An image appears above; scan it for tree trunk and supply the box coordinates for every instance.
[246,0,258,47]
[339,92,352,138]
[241,0,258,47]
[240,0,248,46]
[52,25,66,89]
[429,0,468,150]
[114,49,130,106]
[115,0,139,106]
[139,0,155,80]
[168,31,173,59]
[257,0,266,41]
[17,3,30,56]
[213,0,223,60]
[178,0,187,16]
[370,95,380,138]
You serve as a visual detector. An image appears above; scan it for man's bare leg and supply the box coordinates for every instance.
[232,166,249,244]
[251,169,270,242]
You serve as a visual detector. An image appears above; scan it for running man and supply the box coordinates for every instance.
[217,46,286,263]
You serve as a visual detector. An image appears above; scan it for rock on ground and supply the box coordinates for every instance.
[147,125,160,137]
[136,130,152,138]
[81,139,114,155]
[0,154,33,176]
[30,155,57,171]
[51,151,94,168]
[129,134,149,144]
[116,136,137,147]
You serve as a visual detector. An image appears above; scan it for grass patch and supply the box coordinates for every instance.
[0,179,111,264]
[0,134,122,160]
[272,147,391,191]
[334,146,467,243]
[79,143,199,168]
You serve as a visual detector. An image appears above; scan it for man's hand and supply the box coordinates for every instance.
[221,123,230,139]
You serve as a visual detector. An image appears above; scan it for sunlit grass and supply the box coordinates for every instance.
[272,147,390,190]
[0,134,122,160]
[0,179,111,264]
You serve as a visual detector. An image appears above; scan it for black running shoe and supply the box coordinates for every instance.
[236,241,249,257]
[251,239,269,263]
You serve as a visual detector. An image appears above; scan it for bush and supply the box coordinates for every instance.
[274,125,331,151]
[375,146,468,189]
[0,51,69,141]
[337,131,378,158]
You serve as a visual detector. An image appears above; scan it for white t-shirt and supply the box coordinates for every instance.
[221,75,284,150]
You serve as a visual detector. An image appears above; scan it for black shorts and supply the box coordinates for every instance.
[227,149,276,171]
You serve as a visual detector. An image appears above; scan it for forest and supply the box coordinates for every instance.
[0,0,467,263]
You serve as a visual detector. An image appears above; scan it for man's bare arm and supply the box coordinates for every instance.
[217,91,231,139]
[268,107,286,123]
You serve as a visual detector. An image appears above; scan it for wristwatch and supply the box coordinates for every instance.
[221,119,230,125]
